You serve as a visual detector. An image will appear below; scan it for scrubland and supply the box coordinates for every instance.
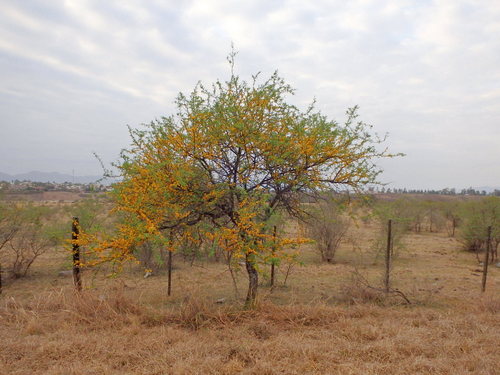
[0,199,499,375]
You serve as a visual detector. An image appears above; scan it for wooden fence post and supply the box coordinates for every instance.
[481,226,492,293]
[167,232,173,296]
[270,225,277,288]
[385,219,392,293]
[72,217,82,292]
[167,250,173,296]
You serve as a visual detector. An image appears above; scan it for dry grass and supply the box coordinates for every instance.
[1,216,499,374]
[1,288,498,375]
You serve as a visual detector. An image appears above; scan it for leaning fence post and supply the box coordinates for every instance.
[481,226,492,293]
[385,219,392,293]
[72,217,82,292]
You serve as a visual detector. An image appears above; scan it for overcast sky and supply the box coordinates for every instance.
[0,0,499,189]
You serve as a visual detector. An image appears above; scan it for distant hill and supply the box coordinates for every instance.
[0,171,106,184]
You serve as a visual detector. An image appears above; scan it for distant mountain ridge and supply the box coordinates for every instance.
[0,171,106,184]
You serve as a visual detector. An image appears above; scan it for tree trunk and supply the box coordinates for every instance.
[270,226,276,288]
[245,254,258,307]
[481,226,491,292]
[72,217,82,292]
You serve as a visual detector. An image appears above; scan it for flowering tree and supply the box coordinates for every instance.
[85,55,395,306]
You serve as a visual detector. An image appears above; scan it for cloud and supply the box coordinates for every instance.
[0,0,499,188]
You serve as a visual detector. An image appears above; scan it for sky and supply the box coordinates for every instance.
[0,0,499,190]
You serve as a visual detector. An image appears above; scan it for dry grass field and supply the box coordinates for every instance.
[1,215,499,374]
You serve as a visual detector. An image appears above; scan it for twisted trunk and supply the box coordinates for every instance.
[245,254,258,307]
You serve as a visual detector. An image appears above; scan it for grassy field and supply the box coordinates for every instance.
[1,214,499,374]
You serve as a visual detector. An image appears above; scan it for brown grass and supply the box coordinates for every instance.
[1,287,498,375]
[1,216,499,374]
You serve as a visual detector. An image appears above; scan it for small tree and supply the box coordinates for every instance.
[371,200,409,261]
[304,198,350,263]
[460,197,499,262]
[425,201,446,233]
[84,52,397,306]
[66,195,112,234]
[404,199,426,233]
[0,203,22,253]
[441,201,461,237]
[0,203,60,279]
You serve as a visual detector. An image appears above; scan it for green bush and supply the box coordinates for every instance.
[459,197,499,260]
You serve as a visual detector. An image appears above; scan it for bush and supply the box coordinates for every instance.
[370,199,409,262]
[460,197,499,261]
[304,199,350,263]
[134,240,167,272]
[0,203,61,278]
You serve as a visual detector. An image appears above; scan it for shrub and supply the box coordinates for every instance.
[304,199,350,263]
[460,197,499,261]
[0,203,61,278]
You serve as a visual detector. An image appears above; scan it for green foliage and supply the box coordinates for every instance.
[370,199,410,261]
[0,202,63,279]
[459,197,500,257]
[440,200,461,237]
[304,198,350,263]
[371,197,460,235]
[423,201,446,233]
[65,195,113,235]
[134,240,166,272]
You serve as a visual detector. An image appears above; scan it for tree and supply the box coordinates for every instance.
[460,197,499,262]
[84,53,396,306]
[304,197,350,263]
[0,202,21,253]
[370,200,409,261]
[0,203,60,279]
[440,200,461,237]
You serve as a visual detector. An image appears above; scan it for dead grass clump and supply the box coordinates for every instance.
[338,281,386,305]
[66,290,146,327]
[175,300,381,329]
[474,295,500,314]
[337,272,413,306]
[337,279,414,307]
[0,287,154,331]
[224,345,256,367]
[255,301,343,327]
[247,320,273,340]
[170,296,217,330]
[164,295,244,330]
[165,298,383,331]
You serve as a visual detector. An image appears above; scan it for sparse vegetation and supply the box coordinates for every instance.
[0,202,62,279]
[460,197,499,262]
[304,198,350,263]
[0,193,499,374]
